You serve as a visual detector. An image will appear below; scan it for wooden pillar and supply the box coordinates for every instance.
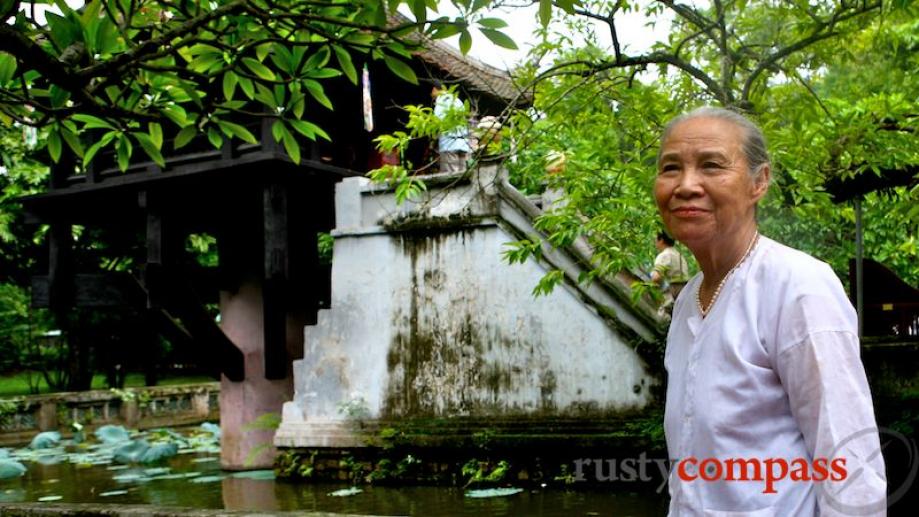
[263,184,288,380]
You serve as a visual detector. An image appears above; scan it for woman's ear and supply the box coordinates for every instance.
[752,164,771,202]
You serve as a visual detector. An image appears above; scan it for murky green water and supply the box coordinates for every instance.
[0,429,668,516]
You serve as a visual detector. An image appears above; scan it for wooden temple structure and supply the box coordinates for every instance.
[20,38,519,469]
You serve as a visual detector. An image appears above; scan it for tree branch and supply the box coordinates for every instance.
[740,0,882,103]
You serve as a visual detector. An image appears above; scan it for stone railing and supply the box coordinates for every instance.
[0,383,220,446]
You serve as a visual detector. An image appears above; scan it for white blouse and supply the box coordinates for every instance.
[665,237,887,516]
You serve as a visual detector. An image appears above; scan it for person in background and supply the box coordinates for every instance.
[651,231,689,315]
[431,80,471,173]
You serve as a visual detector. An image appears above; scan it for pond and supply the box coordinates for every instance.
[0,426,668,516]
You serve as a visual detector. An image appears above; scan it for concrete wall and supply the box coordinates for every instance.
[276,163,661,448]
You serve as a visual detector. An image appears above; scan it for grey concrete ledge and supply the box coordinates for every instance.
[0,503,387,517]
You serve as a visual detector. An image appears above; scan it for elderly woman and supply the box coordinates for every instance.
[656,107,887,516]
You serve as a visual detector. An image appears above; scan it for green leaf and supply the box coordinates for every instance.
[459,30,472,55]
[223,71,238,101]
[273,84,287,106]
[305,68,342,79]
[304,80,333,109]
[555,0,576,14]
[133,132,166,168]
[431,22,463,40]
[161,105,188,127]
[281,126,300,164]
[289,119,331,142]
[382,55,418,85]
[45,12,79,49]
[243,57,276,81]
[255,43,271,62]
[83,131,116,167]
[49,85,70,108]
[480,29,518,50]
[94,17,119,54]
[0,53,17,84]
[410,0,427,24]
[303,47,331,73]
[174,125,198,150]
[238,76,255,99]
[47,131,62,163]
[271,120,284,143]
[254,82,278,109]
[477,18,508,29]
[216,120,258,145]
[115,134,133,172]
[72,113,116,130]
[539,0,552,27]
[207,127,223,149]
[148,123,163,148]
[289,93,305,119]
[60,126,84,158]
[333,45,357,85]
[271,43,294,73]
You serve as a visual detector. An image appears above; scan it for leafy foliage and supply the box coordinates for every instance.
[0,0,539,171]
[505,0,918,291]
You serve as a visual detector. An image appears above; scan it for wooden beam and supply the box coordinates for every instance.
[32,270,220,308]
[32,273,139,308]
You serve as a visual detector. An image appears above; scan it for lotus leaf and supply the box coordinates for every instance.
[139,443,178,464]
[113,440,150,464]
[199,422,221,439]
[29,432,61,449]
[0,459,27,479]
[95,425,130,444]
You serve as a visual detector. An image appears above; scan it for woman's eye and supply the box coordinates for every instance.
[660,164,679,174]
[703,162,722,169]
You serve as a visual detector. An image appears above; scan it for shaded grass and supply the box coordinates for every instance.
[0,372,215,397]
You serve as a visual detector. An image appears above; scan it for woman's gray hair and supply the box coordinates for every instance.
[657,107,771,180]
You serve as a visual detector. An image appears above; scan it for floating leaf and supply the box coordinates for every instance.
[38,495,63,502]
[139,443,178,464]
[0,460,26,479]
[328,487,363,497]
[190,474,225,484]
[95,425,130,444]
[113,440,150,464]
[230,469,275,481]
[465,487,524,498]
[99,490,128,497]
[30,432,61,450]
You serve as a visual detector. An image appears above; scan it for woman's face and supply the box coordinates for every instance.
[654,117,769,252]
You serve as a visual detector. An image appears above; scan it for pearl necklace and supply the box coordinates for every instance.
[696,232,760,318]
